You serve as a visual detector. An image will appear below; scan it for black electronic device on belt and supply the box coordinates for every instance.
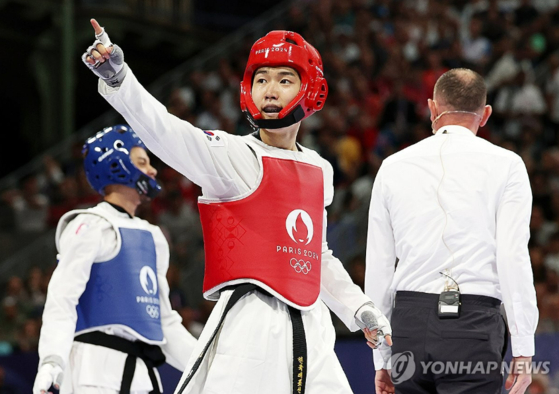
[438,290,461,318]
[438,271,461,319]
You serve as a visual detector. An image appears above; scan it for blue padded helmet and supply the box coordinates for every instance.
[82,124,161,198]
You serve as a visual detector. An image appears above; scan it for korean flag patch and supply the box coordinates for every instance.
[203,130,225,147]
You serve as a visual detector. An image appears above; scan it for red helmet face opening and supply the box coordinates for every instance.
[240,31,328,129]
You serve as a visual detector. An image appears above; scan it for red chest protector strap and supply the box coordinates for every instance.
[198,156,324,308]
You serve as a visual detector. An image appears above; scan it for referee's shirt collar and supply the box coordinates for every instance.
[434,125,476,136]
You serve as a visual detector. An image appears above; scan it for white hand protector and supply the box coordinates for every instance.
[81,27,128,87]
[355,302,392,344]
[33,358,64,394]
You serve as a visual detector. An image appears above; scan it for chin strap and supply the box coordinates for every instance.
[135,174,161,199]
[245,106,305,130]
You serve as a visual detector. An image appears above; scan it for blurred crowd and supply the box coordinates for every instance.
[1,0,559,390]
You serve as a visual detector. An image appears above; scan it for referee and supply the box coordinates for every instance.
[365,68,538,394]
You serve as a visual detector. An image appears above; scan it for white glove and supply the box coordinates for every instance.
[355,301,392,346]
[33,358,64,394]
[81,21,128,87]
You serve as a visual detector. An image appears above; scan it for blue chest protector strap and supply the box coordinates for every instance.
[75,332,165,394]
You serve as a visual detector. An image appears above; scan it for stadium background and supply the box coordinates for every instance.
[0,0,558,392]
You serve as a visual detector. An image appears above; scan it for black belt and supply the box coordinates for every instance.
[74,331,166,394]
[177,284,307,394]
[395,290,509,358]
[395,290,502,309]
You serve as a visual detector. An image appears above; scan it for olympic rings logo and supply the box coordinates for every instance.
[290,258,312,274]
[146,305,160,319]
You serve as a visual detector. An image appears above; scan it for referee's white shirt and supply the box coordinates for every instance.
[365,125,538,369]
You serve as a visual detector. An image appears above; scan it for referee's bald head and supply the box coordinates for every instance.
[434,68,487,112]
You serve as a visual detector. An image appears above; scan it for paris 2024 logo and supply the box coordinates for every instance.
[281,209,316,274]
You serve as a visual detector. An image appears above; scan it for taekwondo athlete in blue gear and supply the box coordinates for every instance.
[33,125,197,394]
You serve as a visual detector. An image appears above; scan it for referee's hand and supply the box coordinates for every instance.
[375,369,395,394]
[505,356,532,394]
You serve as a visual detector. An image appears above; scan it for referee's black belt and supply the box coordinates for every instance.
[395,290,501,309]
[74,331,165,394]
[177,283,308,394]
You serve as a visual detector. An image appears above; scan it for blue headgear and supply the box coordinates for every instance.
[82,124,161,198]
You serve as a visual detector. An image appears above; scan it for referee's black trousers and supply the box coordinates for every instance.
[390,291,507,394]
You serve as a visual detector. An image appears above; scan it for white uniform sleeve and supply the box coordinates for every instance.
[364,166,397,369]
[320,209,371,332]
[496,155,538,357]
[152,227,197,371]
[158,277,197,371]
[38,214,113,368]
[98,71,253,199]
[318,158,370,331]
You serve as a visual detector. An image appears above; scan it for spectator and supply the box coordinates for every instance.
[336,135,363,185]
[46,176,82,227]
[421,50,449,113]
[156,189,202,248]
[378,79,419,143]
[16,318,40,353]
[494,68,546,117]
[514,0,540,29]
[195,91,222,130]
[167,86,195,121]
[531,205,558,246]
[485,35,521,94]
[167,263,188,311]
[461,17,492,66]
[0,297,22,353]
[545,232,559,275]
[544,52,559,126]
[36,156,64,198]
[25,267,46,317]
[216,58,241,126]
[531,170,553,220]
[530,244,548,284]
[9,174,49,233]
[4,276,28,304]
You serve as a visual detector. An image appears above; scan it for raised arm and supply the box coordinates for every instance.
[82,19,252,198]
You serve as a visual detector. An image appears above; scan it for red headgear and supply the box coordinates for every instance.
[240,30,328,129]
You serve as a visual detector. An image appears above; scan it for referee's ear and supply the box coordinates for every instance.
[479,105,492,127]
[427,98,438,122]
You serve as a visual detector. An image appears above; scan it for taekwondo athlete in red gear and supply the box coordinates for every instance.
[82,20,392,394]
[33,125,197,394]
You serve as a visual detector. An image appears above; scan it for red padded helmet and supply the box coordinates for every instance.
[240,30,328,129]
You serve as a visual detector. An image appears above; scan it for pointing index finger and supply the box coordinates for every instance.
[90,19,103,35]
[90,18,113,47]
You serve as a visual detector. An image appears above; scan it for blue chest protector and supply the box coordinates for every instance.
[75,227,164,342]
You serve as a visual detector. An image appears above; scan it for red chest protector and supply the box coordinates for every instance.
[198,156,324,309]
